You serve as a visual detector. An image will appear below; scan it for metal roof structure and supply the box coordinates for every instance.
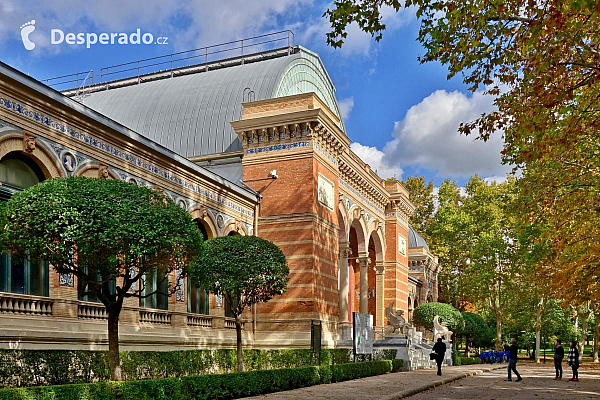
[73,44,345,158]
[0,61,258,203]
[408,226,430,251]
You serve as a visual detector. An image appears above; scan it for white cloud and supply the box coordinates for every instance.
[483,175,508,184]
[338,97,354,121]
[350,142,403,180]
[298,4,416,58]
[382,89,510,178]
[1,0,313,54]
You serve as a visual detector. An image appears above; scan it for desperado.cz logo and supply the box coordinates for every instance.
[20,21,168,50]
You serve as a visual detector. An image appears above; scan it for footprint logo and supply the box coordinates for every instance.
[20,20,36,51]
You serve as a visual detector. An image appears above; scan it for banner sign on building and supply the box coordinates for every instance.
[353,312,373,355]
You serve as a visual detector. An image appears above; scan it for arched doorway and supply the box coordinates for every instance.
[0,152,49,296]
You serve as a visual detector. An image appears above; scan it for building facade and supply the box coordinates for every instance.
[0,41,439,351]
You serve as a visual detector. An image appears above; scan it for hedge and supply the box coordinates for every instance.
[456,357,481,366]
[0,348,356,388]
[330,360,392,383]
[0,360,398,400]
[0,348,403,388]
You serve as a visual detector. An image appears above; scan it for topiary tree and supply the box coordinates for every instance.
[191,235,289,372]
[461,312,487,356]
[0,177,203,381]
[412,302,465,340]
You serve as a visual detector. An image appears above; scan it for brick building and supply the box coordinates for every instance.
[0,36,439,350]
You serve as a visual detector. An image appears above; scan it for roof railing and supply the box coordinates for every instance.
[42,30,295,92]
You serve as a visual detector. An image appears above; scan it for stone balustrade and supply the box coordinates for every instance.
[224,318,244,330]
[186,314,212,328]
[0,293,53,316]
[139,309,172,325]
[78,302,107,320]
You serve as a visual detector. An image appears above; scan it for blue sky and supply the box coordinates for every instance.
[0,0,510,187]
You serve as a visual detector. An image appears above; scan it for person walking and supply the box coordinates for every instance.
[553,340,564,380]
[504,338,522,382]
[432,337,447,376]
[567,341,579,381]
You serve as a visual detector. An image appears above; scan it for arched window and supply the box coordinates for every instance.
[0,152,49,296]
[188,219,209,315]
[223,230,240,317]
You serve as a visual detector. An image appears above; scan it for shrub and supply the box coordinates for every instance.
[412,302,465,334]
[330,360,392,382]
[456,357,481,365]
[392,359,404,372]
[318,366,332,384]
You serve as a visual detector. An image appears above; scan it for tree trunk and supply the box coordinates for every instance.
[464,335,470,357]
[107,305,123,381]
[578,308,589,362]
[236,315,243,372]
[534,298,543,363]
[593,316,599,363]
[535,328,541,363]
[495,315,502,351]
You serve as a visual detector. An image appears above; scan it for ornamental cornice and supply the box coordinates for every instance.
[338,158,389,212]
[390,197,415,222]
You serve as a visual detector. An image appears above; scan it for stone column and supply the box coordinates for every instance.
[338,241,351,324]
[375,261,385,327]
[358,254,370,315]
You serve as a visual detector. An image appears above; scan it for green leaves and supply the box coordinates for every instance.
[412,302,465,333]
[1,177,203,306]
[190,235,289,318]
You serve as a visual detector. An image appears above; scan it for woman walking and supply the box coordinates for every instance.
[567,341,579,381]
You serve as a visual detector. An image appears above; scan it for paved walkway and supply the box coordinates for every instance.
[244,364,503,399]
[410,363,600,399]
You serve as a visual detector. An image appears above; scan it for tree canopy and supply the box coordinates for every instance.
[191,235,289,371]
[1,177,204,380]
[412,302,464,334]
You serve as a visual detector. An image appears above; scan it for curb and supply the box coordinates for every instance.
[381,365,505,399]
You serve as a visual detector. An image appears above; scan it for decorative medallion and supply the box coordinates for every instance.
[62,152,76,172]
[217,214,224,229]
[178,199,187,209]
[59,273,74,287]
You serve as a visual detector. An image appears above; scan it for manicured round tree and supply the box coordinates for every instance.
[461,312,487,355]
[191,235,289,371]
[1,177,204,381]
[412,302,465,336]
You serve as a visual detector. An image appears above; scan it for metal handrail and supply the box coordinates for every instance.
[42,30,295,91]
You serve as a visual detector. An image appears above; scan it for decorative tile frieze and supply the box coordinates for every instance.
[245,141,310,155]
[339,179,385,216]
[313,142,337,166]
[1,96,254,218]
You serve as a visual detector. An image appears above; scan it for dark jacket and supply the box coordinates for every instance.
[432,341,447,361]
[554,345,564,360]
[509,344,519,360]
[567,347,579,367]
